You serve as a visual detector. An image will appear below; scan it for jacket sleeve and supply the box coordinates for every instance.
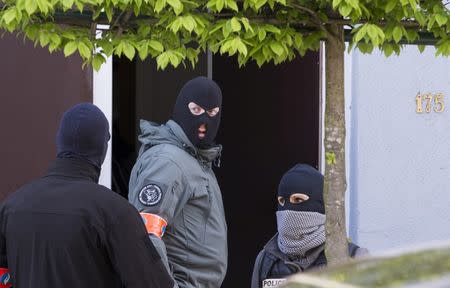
[105,206,174,288]
[251,250,265,288]
[128,155,188,285]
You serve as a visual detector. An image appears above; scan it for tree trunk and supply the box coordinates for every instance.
[323,24,349,265]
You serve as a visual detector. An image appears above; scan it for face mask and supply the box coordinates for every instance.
[56,103,110,170]
[172,77,222,148]
[277,164,324,214]
[276,210,326,258]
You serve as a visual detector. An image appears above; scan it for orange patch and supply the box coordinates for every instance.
[140,213,168,238]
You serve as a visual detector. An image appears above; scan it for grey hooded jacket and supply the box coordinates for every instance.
[129,120,227,288]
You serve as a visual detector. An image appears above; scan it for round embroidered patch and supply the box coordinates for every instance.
[138,184,162,206]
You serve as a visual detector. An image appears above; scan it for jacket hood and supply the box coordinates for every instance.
[138,119,222,164]
[56,103,110,170]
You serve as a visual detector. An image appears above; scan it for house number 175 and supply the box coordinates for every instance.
[416,93,445,113]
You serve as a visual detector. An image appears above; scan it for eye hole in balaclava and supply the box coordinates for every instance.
[278,193,310,207]
[188,102,220,117]
[277,164,324,214]
[173,77,222,149]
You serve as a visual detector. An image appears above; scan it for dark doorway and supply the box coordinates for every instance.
[112,52,320,287]
[213,53,320,287]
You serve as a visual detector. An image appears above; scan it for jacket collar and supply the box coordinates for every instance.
[45,158,100,183]
[264,233,325,270]
[167,120,222,165]
[139,119,222,165]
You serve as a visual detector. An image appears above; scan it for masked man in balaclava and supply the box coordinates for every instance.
[251,164,368,288]
[129,77,227,288]
[0,103,173,288]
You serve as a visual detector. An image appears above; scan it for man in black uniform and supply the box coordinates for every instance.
[0,103,173,288]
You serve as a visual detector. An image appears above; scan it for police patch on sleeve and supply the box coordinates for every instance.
[138,184,163,206]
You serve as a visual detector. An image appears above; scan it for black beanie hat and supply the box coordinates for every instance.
[56,103,110,169]
[277,164,324,214]
[172,76,222,148]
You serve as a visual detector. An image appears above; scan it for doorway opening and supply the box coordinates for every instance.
[112,52,320,287]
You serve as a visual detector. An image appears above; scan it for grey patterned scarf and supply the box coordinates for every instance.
[276,211,326,261]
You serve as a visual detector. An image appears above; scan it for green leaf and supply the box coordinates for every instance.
[393,26,403,43]
[50,34,61,46]
[385,0,397,13]
[168,51,181,67]
[170,18,182,32]
[264,25,280,34]
[357,42,374,54]
[216,0,225,11]
[240,18,253,32]
[167,0,183,15]
[255,0,267,10]
[339,3,352,17]
[353,25,367,43]
[206,0,218,10]
[62,0,74,9]
[220,39,233,55]
[270,41,284,56]
[236,38,247,56]
[222,21,232,38]
[346,0,359,9]
[292,33,302,46]
[155,0,167,13]
[148,40,164,52]
[92,54,105,71]
[226,0,239,11]
[417,44,426,53]
[25,0,38,15]
[36,0,50,14]
[114,42,125,57]
[3,9,17,25]
[138,25,151,36]
[123,42,136,60]
[75,1,83,12]
[78,41,92,59]
[383,44,394,57]
[258,29,266,41]
[435,14,448,27]
[105,6,113,22]
[405,30,418,42]
[408,0,417,11]
[182,16,196,32]
[325,152,336,165]
[138,43,149,60]
[414,12,426,26]
[39,33,50,47]
[230,18,241,32]
[64,41,78,57]
[332,0,342,9]
[157,52,170,70]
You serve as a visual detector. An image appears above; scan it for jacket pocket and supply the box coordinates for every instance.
[183,186,210,244]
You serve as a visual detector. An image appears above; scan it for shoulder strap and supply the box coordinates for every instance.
[313,242,360,267]
[348,242,360,257]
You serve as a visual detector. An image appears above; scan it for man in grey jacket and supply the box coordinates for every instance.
[129,77,227,288]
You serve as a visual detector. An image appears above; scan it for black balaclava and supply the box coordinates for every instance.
[276,164,326,261]
[172,76,222,148]
[56,103,110,170]
[277,164,324,213]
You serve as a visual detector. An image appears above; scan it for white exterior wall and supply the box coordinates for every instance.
[345,46,450,253]
[93,56,113,188]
